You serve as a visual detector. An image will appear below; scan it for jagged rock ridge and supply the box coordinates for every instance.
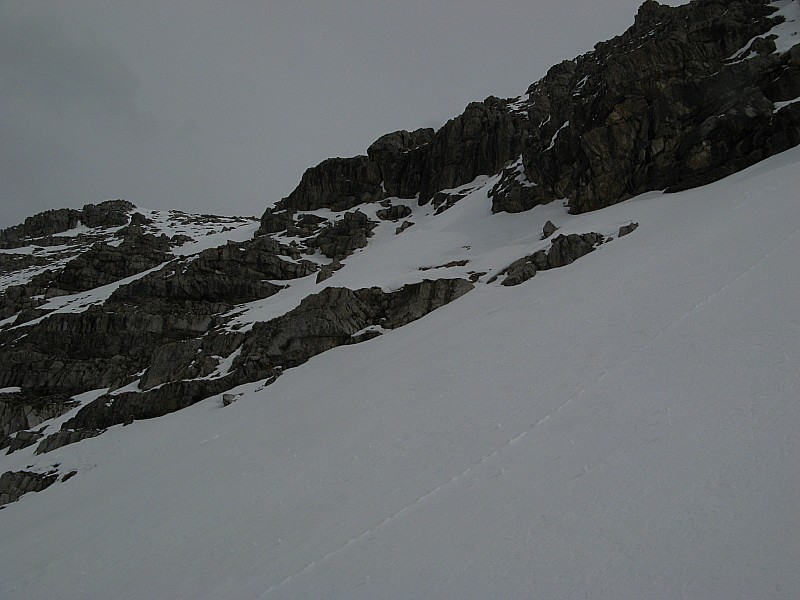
[257,0,800,229]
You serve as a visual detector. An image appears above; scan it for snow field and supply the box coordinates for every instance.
[1,148,800,598]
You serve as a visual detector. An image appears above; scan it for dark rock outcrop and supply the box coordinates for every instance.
[35,429,102,455]
[0,253,50,275]
[0,307,198,393]
[488,157,538,214]
[4,430,44,453]
[257,98,528,224]
[80,200,135,228]
[112,236,316,306]
[55,380,237,440]
[417,98,528,204]
[497,0,800,214]
[547,233,604,268]
[236,278,474,379]
[367,128,435,199]
[255,209,294,235]
[0,230,319,416]
[48,278,473,446]
[258,101,526,225]
[0,200,148,321]
[256,211,329,238]
[316,259,343,284]
[278,156,385,213]
[44,231,173,295]
[0,200,134,248]
[0,470,59,506]
[308,211,377,259]
[542,221,559,239]
[395,221,414,235]
[138,330,246,390]
[0,283,49,321]
[260,128,434,220]
[258,1,799,223]
[376,205,413,221]
[0,209,82,247]
[499,233,605,286]
[0,391,76,440]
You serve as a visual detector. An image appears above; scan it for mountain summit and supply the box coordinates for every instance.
[1,2,799,598]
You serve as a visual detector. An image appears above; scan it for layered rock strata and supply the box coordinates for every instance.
[37,278,473,453]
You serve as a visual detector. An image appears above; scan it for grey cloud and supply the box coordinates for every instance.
[0,3,215,227]
[0,4,143,226]
[0,5,138,116]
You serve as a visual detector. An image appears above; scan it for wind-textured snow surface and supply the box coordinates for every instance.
[2,148,800,599]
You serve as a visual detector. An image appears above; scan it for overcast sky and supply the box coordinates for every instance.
[0,0,688,228]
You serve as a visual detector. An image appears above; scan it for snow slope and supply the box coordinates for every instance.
[1,148,800,599]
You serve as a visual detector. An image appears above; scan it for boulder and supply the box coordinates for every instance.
[542,221,558,239]
[395,221,414,235]
[376,205,413,221]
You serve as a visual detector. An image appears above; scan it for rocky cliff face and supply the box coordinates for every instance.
[511,0,800,214]
[1,0,798,506]
[0,207,260,463]
[258,0,800,229]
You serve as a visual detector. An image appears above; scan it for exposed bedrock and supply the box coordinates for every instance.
[258,101,527,229]
[0,236,318,403]
[498,232,606,286]
[506,0,800,213]
[0,470,59,506]
[259,1,800,223]
[47,278,473,450]
[0,200,134,248]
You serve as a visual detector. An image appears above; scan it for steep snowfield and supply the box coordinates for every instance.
[2,148,800,599]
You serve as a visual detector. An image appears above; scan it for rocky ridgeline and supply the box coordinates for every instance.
[1,0,799,505]
[257,97,525,234]
[258,0,800,232]
[0,200,134,248]
[1,200,138,321]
